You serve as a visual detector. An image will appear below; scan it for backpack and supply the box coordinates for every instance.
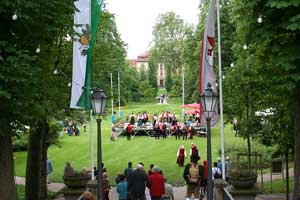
[188,163,199,183]
[213,168,222,179]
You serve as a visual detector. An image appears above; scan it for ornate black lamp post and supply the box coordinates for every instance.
[91,89,107,200]
[199,82,218,200]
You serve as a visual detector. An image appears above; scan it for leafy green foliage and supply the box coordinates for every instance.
[151,11,192,71]
[228,0,300,196]
[148,56,158,91]
[165,63,172,92]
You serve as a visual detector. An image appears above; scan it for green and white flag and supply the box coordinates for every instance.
[70,0,103,109]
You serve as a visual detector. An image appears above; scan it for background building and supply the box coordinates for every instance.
[129,52,166,88]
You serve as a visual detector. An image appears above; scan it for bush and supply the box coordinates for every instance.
[64,170,89,178]
[221,140,275,169]
[12,134,29,152]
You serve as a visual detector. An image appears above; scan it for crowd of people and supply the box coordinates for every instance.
[62,148,232,200]
[116,162,174,200]
[63,120,86,136]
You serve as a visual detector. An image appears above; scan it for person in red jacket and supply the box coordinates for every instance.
[190,143,200,162]
[126,123,133,140]
[160,122,167,139]
[173,122,180,140]
[176,145,186,167]
[149,166,165,200]
[201,160,208,194]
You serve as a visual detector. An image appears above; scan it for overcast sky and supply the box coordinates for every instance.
[106,0,200,59]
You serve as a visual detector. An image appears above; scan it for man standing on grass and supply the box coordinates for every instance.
[47,156,53,184]
[127,123,133,140]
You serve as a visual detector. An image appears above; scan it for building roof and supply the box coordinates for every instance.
[137,51,149,62]
[129,59,137,67]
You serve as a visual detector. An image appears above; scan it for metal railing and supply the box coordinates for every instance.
[223,187,234,200]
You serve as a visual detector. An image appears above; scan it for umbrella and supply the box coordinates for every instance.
[180,103,201,109]
[185,109,201,115]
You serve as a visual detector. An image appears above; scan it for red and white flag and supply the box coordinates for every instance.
[199,0,218,126]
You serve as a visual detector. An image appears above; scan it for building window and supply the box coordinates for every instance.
[160,79,164,87]
[160,64,163,76]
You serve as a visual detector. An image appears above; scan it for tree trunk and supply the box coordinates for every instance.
[286,151,289,200]
[41,121,50,200]
[246,98,251,171]
[247,136,251,171]
[25,121,44,200]
[293,87,300,200]
[0,125,17,200]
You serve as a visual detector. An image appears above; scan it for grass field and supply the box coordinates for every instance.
[16,185,57,200]
[14,101,273,186]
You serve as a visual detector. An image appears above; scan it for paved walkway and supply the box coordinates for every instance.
[15,168,295,200]
[15,176,65,193]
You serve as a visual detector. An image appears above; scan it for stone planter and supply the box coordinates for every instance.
[228,175,257,189]
[63,176,90,188]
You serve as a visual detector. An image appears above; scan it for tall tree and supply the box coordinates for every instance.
[0,0,74,199]
[229,1,300,198]
[92,10,135,104]
[148,54,158,92]
[151,11,192,91]
[152,11,191,70]
[165,62,173,92]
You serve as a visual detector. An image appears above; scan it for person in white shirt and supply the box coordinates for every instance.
[212,162,222,180]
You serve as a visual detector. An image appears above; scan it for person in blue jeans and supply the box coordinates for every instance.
[47,156,53,184]
[117,174,128,200]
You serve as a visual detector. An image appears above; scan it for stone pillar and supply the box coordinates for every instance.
[87,180,97,199]
[214,179,227,200]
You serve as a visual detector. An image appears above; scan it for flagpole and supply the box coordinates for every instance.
[90,109,95,180]
[111,73,114,116]
[182,66,185,121]
[217,0,225,180]
[118,71,121,118]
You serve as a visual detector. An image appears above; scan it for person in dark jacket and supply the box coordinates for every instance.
[149,166,165,200]
[124,161,133,180]
[127,164,151,200]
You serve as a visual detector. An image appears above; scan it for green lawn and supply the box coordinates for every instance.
[14,101,272,186]
[17,185,57,200]
[259,176,295,194]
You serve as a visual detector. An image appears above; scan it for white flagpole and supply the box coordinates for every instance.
[111,73,114,115]
[217,0,225,179]
[118,71,121,117]
[90,110,95,180]
[182,66,185,121]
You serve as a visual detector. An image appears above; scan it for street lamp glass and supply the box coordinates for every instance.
[91,89,107,115]
[199,83,218,118]
[257,15,263,23]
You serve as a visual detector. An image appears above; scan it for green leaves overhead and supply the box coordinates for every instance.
[266,0,300,8]
[151,11,193,71]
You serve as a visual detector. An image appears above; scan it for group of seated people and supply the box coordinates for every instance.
[63,120,81,136]
[125,111,179,127]
[122,110,204,140]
